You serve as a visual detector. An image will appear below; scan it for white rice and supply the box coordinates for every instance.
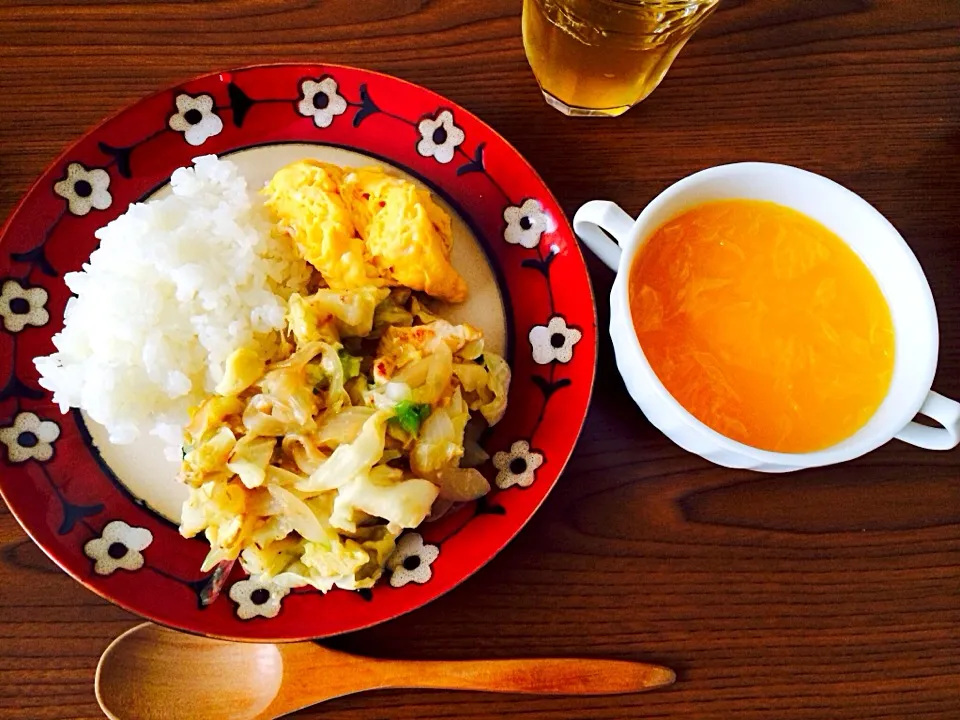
[35,155,308,450]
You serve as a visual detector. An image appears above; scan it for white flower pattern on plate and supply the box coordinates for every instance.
[229,576,290,620]
[493,440,544,490]
[297,77,348,128]
[503,198,556,249]
[168,93,223,146]
[387,533,439,587]
[54,162,112,216]
[83,520,153,575]
[0,279,49,333]
[0,412,60,463]
[416,110,465,164]
[529,315,582,365]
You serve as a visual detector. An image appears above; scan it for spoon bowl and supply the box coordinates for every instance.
[97,625,284,720]
[96,623,676,720]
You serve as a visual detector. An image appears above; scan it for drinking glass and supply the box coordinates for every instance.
[522,0,719,117]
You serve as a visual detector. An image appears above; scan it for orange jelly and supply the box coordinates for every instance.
[629,199,895,453]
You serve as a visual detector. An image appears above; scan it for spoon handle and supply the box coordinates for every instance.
[370,657,675,695]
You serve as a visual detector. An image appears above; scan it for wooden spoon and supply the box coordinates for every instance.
[96,622,675,720]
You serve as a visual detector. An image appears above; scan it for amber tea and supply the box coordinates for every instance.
[522,0,718,117]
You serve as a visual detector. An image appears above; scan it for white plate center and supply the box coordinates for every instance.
[82,143,507,524]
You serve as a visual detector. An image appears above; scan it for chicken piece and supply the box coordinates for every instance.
[264,160,381,290]
[341,167,467,303]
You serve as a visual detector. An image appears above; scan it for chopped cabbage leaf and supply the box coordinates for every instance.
[226,435,276,489]
[338,349,362,380]
[410,387,469,477]
[480,353,510,425]
[216,347,266,397]
[330,465,439,533]
[295,409,391,493]
[307,287,390,337]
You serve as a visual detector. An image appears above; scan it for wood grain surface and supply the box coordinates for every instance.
[1,1,958,718]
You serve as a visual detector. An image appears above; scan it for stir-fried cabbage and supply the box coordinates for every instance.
[178,285,511,595]
[315,406,375,448]
[372,289,414,334]
[479,353,511,425]
[330,464,438,533]
[217,348,266,397]
[226,435,276,489]
[296,410,391,493]
[411,388,469,478]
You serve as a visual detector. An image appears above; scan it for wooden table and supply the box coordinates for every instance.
[1,1,958,718]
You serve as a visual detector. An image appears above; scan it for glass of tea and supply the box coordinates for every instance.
[522,0,719,117]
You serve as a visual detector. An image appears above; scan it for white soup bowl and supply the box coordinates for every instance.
[573,162,959,472]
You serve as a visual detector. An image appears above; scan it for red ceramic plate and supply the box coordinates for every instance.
[0,64,596,640]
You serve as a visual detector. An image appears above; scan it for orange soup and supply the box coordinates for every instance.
[629,199,895,453]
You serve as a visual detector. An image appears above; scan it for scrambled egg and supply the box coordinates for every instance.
[341,168,467,302]
[265,160,467,303]
[263,161,380,290]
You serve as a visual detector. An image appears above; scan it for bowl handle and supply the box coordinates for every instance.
[573,201,635,271]
[895,391,960,450]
